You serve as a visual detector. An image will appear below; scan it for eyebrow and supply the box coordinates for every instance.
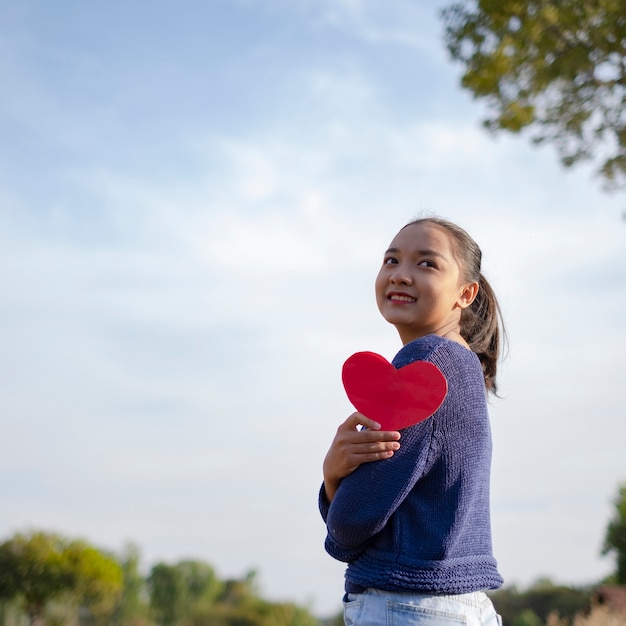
[385,247,449,261]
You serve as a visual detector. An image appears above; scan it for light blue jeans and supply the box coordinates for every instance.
[343,589,503,625]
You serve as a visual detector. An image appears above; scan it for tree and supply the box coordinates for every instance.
[148,563,187,626]
[512,609,542,626]
[147,562,318,626]
[603,482,626,583]
[0,531,122,626]
[489,581,592,624]
[175,560,222,609]
[114,543,149,626]
[148,559,225,626]
[442,0,626,190]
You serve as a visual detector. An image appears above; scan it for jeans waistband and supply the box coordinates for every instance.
[355,588,492,609]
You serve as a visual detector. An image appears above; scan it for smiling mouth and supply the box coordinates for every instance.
[388,293,416,303]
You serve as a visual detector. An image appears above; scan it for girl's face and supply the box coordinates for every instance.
[375,222,478,346]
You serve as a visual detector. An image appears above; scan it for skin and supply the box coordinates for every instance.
[323,222,479,502]
[374,222,478,348]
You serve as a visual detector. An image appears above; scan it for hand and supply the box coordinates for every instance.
[323,412,401,502]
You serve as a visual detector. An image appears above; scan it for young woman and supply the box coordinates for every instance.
[320,218,504,625]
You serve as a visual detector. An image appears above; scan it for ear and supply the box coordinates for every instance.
[456,280,479,309]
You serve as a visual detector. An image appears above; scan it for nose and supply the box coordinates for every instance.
[389,265,412,285]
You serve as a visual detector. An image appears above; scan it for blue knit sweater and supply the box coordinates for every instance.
[319,334,503,594]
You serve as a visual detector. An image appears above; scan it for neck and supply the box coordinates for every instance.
[396,319,466,347]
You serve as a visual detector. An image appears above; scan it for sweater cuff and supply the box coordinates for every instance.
[324,534,367,563]
[318,483,331,522]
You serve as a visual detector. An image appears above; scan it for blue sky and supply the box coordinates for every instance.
[1,0,625,618]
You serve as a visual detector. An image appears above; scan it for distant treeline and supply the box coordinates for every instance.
[0,531,319,626]
[489,580,594,625]
[3,479,626,626]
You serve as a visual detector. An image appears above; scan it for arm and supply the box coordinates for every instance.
[324,414,436,557]
[322,412,401,502]
[322,339,459,560]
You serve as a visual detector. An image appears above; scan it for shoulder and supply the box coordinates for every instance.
[392,334,478,370]
[392,338,488,437]
[392,335,484,393]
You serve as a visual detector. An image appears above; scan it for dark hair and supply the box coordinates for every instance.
[405,217,506,394]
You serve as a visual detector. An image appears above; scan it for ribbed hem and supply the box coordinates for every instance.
[345,552,504,594]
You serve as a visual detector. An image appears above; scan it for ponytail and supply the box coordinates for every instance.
[461,273,504,394]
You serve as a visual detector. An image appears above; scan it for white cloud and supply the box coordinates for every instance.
[199,213,328,273]
[303,0,444,53]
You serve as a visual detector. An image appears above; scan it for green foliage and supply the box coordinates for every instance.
[602,482,626,583]
[0,533,319,626]
[148,564,187,626]
[175,560,223,607]
[0,531,122,626]
[146,562,317,626]
[64,542,122,615]
[114,543,150,626]
[147,559,226,626]
[512,608,542,626]
[442,0,626,190]
[191,598,319,626]
[489,580,592,624]
[0,532,72,619]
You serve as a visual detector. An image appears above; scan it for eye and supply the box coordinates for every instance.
[418,259,436,268]
[383,256,398,265]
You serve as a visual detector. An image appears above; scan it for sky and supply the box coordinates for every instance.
[1,0,625,618]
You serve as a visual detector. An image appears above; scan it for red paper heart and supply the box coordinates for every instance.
[341,351,447,430]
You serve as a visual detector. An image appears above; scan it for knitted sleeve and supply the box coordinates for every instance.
[322,415,436,561]
[321,336,449,562]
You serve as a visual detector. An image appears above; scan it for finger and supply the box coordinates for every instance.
[350,445,399,464]
[345,412,381,431]
[350,413,403,441]
[365,449,397,461]
[355,439,400,455]
[353,428,402,443]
